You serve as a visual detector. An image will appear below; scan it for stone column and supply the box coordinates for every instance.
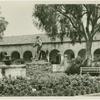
[58,53,65,72]
[47,54,49,62]
[46,50,50,62]
[63,54,71,72]
[20,54,23,59]
[7,52,11,57]
[60,54,64,66]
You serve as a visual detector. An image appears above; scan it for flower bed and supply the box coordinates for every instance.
[0,73,100,96]
[29,73,100,96]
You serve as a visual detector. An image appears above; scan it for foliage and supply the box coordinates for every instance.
[33,4,100,66]
[29,73,100,96]
[0,17,8,38]
[66,57,87,74]
[0,73,100,96]
[0,77,33,96]
[33,4,100,42]
[92,61,100,67]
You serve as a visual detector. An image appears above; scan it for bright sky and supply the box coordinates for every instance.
[0,1,44,36]
[0,0,99,37]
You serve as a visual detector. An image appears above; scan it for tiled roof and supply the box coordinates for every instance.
[0,34,67,45]
[0,33,99,45]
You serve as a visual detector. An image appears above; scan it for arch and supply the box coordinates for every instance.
[39,50,47,60]
[78,49,86,59]
[94,48,100,61]
[11,51,20,60]
[64,49,75,60]
[23,50,33,61]
[49,49,61,64]
[0,51,7,61]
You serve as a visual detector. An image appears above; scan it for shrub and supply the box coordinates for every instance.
[12,59,25,65]
[29,73,100,96]
[0,73,100,96]
[0,77,34,96]
[65,57,87,74]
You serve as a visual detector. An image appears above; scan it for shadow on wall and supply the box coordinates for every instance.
[49,49,61,64]
[0,51,7,61]
[11,51,20,61]
[23,51,33,62]
[94,49,100,61]
[78,49,86,60]
[64,49,75,60]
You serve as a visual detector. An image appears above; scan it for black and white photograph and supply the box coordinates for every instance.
[0,0,100,98]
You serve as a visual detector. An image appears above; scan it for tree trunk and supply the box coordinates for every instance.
[86,40,92,67]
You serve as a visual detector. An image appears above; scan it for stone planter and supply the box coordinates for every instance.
[0,64,26,78]
[4,60,12,65]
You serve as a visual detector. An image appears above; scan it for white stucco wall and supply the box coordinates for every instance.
[0,40,100,60]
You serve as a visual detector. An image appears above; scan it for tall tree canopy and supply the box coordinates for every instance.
[33,4,100,66]
[0,17,8,39]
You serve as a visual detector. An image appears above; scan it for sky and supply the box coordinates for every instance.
[0,1,44,37]
[0,0,99,37]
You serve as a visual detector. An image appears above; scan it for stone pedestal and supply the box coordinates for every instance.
[26,60,52,77]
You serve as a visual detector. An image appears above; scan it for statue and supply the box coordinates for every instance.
[33,36,42,60]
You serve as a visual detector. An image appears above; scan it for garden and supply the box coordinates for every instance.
[0,72,100,96]
[0,55,100,96]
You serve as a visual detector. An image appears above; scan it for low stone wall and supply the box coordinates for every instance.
[26,61,52,77]
[0,64,26,78]
[52,64,65,72]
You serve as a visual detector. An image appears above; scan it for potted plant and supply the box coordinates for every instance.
[3,55,12,65]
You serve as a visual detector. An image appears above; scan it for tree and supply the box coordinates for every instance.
[33,4,100,66]
[0,17,8,39]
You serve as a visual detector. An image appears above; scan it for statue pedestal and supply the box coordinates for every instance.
[26,60,52,77]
